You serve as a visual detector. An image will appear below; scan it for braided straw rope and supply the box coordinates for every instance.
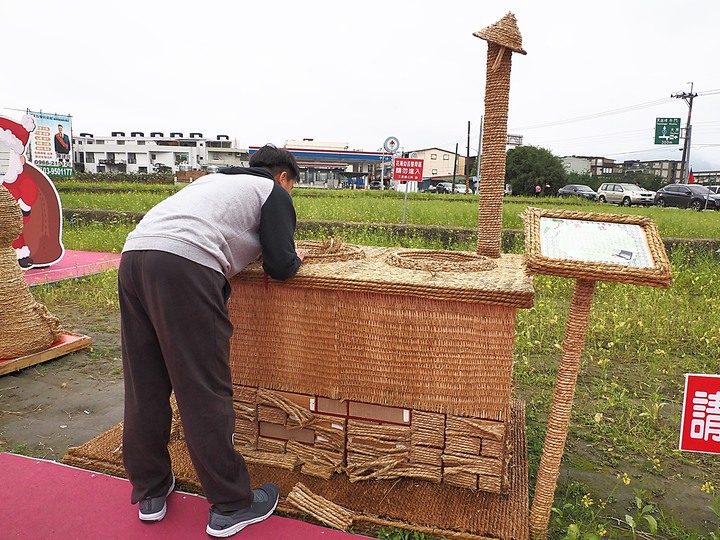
[475,41,513,259]
[286,482,354,531]
[385,249,497,273]
[529,279,595,538]
[296,239,365,264]
[257,388,314,428]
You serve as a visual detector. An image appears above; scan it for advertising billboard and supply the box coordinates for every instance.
[27,111,73,177]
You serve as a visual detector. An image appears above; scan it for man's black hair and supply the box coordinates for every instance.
[249,144,300,181]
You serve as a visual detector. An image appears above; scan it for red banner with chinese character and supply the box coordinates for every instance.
[393,158,424,182]
[679,374,720,453]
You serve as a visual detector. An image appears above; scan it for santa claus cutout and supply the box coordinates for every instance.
[0,114,64,269]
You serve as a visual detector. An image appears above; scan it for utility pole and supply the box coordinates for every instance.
[672,82,698,184]
[452,143,459,186]
[466,121,471,176]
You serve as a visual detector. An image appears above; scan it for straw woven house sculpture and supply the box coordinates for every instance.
[228,244,533,492]
[222,11,533,538]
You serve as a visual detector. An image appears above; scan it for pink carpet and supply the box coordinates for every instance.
[24,250,121,286]
[0,452,369,539]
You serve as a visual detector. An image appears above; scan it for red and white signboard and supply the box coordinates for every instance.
[679,373,720,454]
[393,158,424,182]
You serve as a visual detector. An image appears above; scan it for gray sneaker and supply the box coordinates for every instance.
[138,473,175,521]
[206,483,279,537]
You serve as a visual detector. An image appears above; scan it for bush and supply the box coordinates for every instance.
[67,171,175,185]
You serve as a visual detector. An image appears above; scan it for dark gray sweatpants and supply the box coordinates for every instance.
[118,250,252,512]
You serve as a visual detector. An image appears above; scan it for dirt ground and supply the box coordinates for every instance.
[0,306,124,461]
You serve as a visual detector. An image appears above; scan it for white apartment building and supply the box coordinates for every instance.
[73,131,249,174]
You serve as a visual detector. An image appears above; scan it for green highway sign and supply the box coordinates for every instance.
[655,117,681,145]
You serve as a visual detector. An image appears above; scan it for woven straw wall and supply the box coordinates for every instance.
[0,186,63,359]
[229,245,532,419]
[230,284,517,420]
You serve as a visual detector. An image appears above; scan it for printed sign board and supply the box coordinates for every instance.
[679,374,720,454]
[393,158,424,182]
[654,117,681,145]
[27,111,73,177]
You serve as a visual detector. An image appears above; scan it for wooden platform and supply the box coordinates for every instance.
[0,332,92,376]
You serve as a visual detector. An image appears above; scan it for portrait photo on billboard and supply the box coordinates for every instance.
[27,111,74,178]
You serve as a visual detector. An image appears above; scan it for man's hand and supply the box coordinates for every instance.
[296,248,308,261]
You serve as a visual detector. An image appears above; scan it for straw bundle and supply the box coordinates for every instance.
[0,186,63,359]
[286,483,354,531]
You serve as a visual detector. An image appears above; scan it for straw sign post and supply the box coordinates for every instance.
[522,207,672,538]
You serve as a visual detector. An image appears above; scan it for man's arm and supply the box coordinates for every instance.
[258,182,302,280]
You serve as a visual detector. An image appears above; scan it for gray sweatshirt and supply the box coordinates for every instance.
[122,167,301,280]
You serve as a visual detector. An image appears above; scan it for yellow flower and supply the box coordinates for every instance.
[617,472,631,485]
[582,493,594,508]
[701,481,715,495]
[597,524,607,537]
[594,413,604,423]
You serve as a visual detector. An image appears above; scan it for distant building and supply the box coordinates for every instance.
[73,132,249,174]
[250,140,387,189]
[693,170,720,186]
[407,148,467,178]
[622,159,680,182]
[561,156,621,177]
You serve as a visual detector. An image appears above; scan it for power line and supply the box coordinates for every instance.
[511,97,674,130]
[511,89,720,132]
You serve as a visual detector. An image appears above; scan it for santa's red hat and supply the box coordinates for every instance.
[0,114,36,155]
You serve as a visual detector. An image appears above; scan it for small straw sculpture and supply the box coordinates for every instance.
[473,13,526,259]
[0,186,63,359]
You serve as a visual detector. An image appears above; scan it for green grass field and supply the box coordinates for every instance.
[56,185,720,239]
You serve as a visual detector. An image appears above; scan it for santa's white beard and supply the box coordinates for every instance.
[1,151,23,183]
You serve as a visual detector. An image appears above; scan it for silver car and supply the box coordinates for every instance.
[597,183,656,206]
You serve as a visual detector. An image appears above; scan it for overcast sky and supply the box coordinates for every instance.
[5,0,719,170]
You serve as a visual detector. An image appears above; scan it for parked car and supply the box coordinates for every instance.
[369,180,382,190]
[453,183,473,194]
[436,182,454,194]
[597,183,655,206]
[557,184,597,201]
[708,185,720,195]
[654,184,720,211]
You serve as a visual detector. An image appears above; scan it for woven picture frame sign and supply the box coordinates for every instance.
[522,207,671,538]
[522,207,672,287]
